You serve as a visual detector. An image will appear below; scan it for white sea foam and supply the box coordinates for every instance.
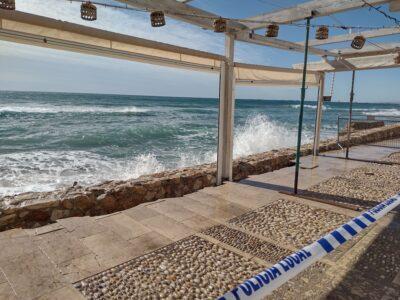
[361,109,400,116]
[0,151,164,196]
[0,104,149,114]
[233,114,312,158]
[0,114,313,196]
[291,104,328,110]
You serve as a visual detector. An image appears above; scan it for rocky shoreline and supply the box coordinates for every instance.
[1,123,400,231]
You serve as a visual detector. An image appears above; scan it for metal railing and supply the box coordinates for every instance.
[336,114,400,150]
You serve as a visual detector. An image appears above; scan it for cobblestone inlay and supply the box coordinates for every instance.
[229,199,350,248]
[307,163,400,208]
[203,224,292,263]
[269,262,330,300]
[74,235,263,300]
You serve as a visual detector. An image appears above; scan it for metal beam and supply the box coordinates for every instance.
[242,0,393,30]
[236,32,339,57]
[115,0,247,31]
[293,54,400,72]
[217,34,235,185]
[300,27,400,47]
[294,17,311,194]
[338,44,400,58]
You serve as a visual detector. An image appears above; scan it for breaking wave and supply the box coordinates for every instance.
[361,109,400,116]
[0,151,164,196]
[291,104,328,110]
[0,104,149,114]
[0,114,313,196]
[233,114,311,158]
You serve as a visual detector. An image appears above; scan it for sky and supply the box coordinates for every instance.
[0,0,399,102]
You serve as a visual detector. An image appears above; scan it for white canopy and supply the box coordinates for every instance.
[0,10,320,87]
[293,54,399,72]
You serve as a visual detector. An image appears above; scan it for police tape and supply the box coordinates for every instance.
[218,193,400,300]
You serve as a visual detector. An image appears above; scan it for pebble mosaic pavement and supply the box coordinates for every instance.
[229,199,351,248]
[75,235,263,300]
[74,153,400,300]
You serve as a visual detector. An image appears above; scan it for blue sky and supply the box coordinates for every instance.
[0,0,399,102]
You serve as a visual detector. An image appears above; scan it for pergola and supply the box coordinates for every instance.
[1,0,399,192]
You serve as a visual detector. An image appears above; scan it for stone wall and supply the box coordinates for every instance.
[1,124,400,231]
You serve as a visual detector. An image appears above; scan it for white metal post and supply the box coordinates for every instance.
[313,72,325,156]
[217,34,235,185]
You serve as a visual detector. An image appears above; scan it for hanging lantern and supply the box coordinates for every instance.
[395,53,400,64]
[315,26,329,40]
[351,35,366,50]
[265,24,279,38]
[81,1,97,21]
[213,18,227,33]
[150,11,166,27]
[0,0,15,10]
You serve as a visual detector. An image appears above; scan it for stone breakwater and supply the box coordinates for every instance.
[1,124,400,231]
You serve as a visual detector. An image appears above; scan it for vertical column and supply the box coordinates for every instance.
[217,34,235,185]
[313,72,325,156]
[346,70,356,159]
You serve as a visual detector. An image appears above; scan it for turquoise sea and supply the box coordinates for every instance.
[1,91,400,196]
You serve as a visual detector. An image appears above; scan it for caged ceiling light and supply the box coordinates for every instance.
[150,11,166,27]
[81,1,97,21]
[213,17,227,33]
[351,35,366,50]
[315,26,329,40]
[0,0,15,10]
[265,24,279,38]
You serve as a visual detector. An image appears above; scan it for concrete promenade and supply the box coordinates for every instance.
[0,144,399,299]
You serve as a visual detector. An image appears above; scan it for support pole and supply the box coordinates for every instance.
[294,17,311,194]
[217,34,235,185]
[346,70,356,159]
[313,72,325,156]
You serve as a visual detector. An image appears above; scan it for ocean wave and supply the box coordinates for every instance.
[233,114,311,158]
[361,109,400,116]
[0,114,314,196]
[0,104,149,114]
[291,104,328,110]
[0,151,164,196]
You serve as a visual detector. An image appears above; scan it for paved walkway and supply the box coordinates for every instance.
[0,144,399,299]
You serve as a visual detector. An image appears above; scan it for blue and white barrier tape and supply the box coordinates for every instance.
[218,193,400,300]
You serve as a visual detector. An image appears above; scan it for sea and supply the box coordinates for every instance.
[1,90,400,196]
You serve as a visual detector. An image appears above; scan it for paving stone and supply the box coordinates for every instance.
[57,216,108,239]
[181,215,217,231]
[0,282,17,300]
[0,234,38,263]
[96,213,151,241]
[37,286,86,300]
[203,225,292,263]
[123,204,161,222]
[36,229,92,265]
[81,231,133,262]
[140,214,194,241]
[0,250,63,299]
[146,201,197,222]
[229,199,350,248]
[74,235,263,299]
[59,254,106,283]
[128,231,172,254]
